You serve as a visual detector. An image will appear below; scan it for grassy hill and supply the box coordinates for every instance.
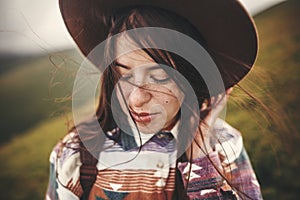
[0,50,83,143]
[0,1,299,199]
[0,117,67,199]
[228,1,300,199]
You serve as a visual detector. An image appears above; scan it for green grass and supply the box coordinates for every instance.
[0,1,299,199]
[0,50,82,143]
[227,1,300,199]
[0,117,66,199]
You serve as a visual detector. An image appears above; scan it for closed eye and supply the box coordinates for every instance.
[120,75,133,82]
[150,76,171,84]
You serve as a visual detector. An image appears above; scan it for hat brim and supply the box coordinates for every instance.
[59,0,258,89]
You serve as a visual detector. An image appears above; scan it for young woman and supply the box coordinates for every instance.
[46,0,263,199]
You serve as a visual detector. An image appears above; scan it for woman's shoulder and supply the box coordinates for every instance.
[50,131,81,163]
[49,131,83,196]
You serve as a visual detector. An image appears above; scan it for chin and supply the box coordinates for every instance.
[135,123,165,134]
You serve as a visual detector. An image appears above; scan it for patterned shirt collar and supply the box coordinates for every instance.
[105,120,179,151]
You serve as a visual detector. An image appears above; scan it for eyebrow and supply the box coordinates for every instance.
[115,61,130,69]
[115,61,164,71]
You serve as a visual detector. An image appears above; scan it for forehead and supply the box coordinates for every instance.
[114,35,152,66]
[116,49,155,69]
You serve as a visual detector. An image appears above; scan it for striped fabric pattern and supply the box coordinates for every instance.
[94,169,176,192]
[88,128,177,199]
[45,120,263,200]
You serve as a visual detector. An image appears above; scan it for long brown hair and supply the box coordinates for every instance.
[96,6,210,129]
[73,5,254,199]
[85,6,240,199]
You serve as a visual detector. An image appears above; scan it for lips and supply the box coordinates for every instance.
[129,109,159,123]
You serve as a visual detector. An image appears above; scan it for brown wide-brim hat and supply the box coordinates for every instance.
[59,0,258,89]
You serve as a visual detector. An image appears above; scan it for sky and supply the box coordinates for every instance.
[0,0,286,55]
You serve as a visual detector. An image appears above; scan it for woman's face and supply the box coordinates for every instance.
[114,50,184,134]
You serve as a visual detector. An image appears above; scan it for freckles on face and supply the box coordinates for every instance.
[114,50,184,133]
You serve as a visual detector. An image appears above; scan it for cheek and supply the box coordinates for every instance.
[159,93,181,116]
[116,81,134,101]
[162,95,178,105]
[115,84,130,112]
[162,86,184,108]
[166,89,184,119]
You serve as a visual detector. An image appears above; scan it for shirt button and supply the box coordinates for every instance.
[156,161,164,169]
[157,133,165,139]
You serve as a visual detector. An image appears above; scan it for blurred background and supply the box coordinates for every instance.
[0,0,299,199]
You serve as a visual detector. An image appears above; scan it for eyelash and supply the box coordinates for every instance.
[120,75,171,84]
[150,76,171,84]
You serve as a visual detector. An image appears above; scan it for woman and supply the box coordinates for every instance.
[46,0,263,199]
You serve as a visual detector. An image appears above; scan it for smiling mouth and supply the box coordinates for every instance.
[129,110,160,123]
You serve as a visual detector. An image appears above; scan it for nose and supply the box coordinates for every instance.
[129,85,152,108]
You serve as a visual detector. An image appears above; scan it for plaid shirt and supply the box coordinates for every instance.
[45,119,263,200]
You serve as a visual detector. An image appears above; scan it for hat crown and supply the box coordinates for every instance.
[59,0,258,88]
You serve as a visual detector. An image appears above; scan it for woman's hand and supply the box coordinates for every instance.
[186,88,233,160]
